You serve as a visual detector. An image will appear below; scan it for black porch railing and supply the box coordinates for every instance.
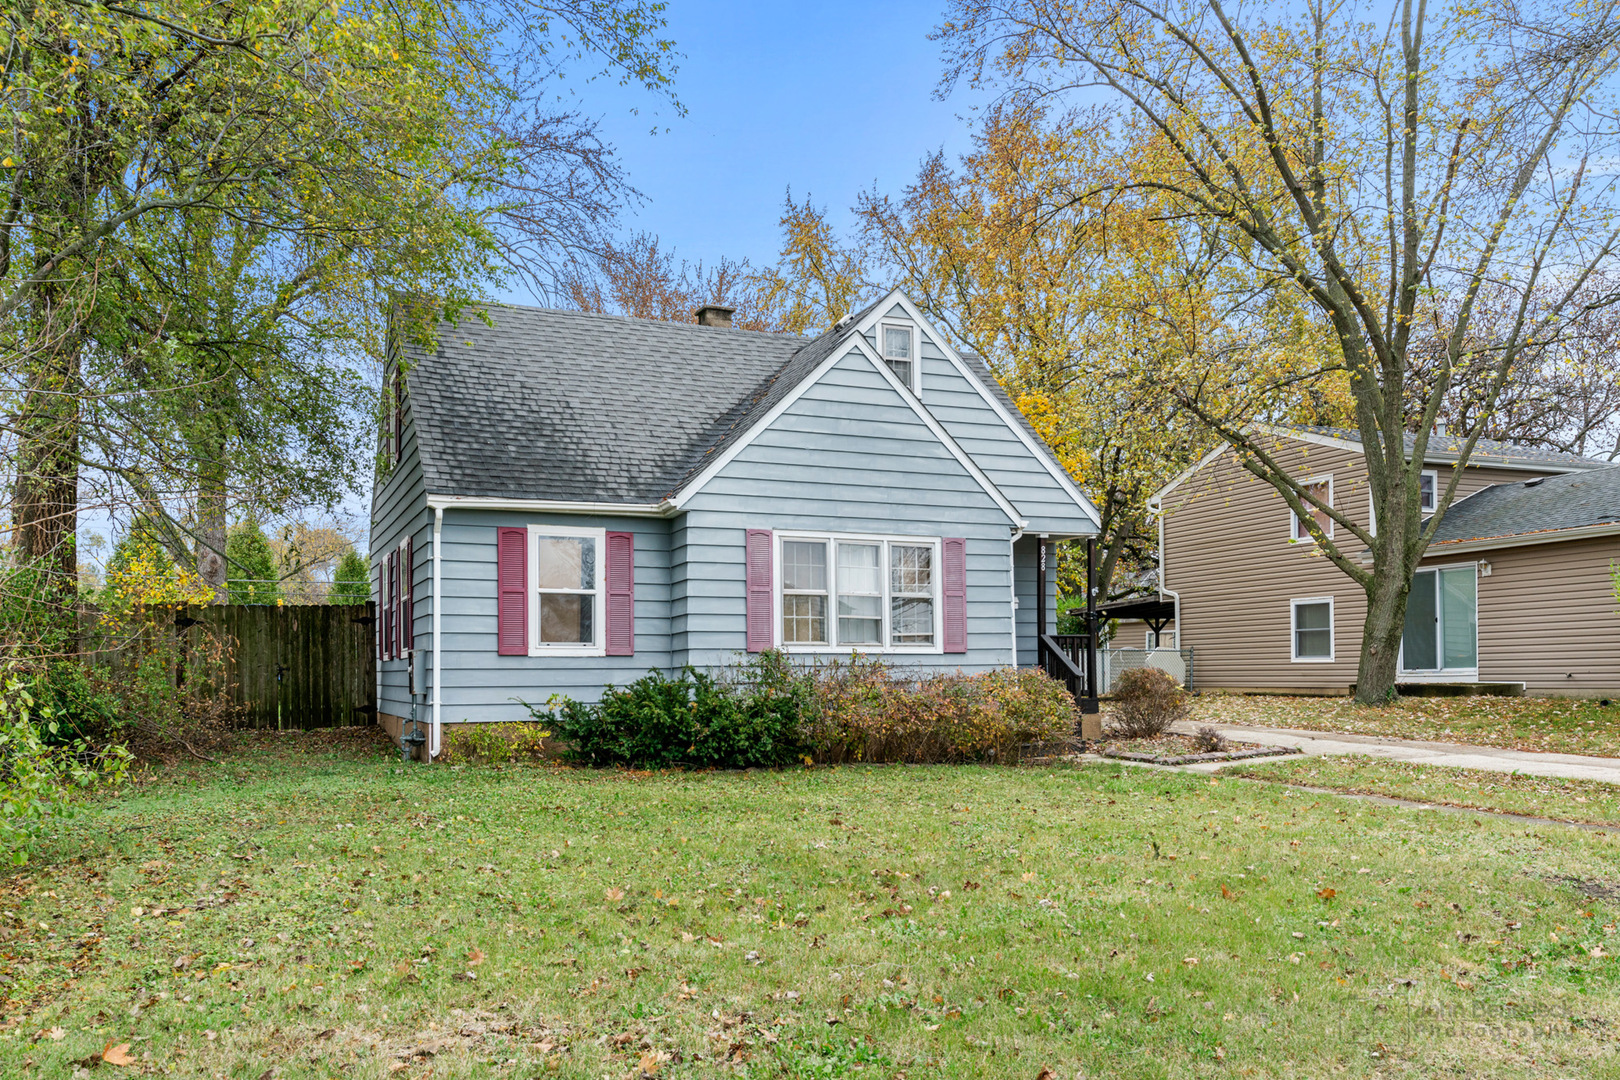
[1040,632,1100,714]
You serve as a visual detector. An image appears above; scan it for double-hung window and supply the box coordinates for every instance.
[782,540,829,645]
[1291,598,1334,661]
[779,534,939,650]
[1290,477,1333,542]
[882,324,915,390]
[530,525,603,654]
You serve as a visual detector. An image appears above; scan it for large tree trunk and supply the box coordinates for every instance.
[12,285,82,613]
[193,430,229,603]
[1355,562,1410,705]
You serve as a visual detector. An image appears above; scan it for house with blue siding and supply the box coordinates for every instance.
[371,290,1099,758]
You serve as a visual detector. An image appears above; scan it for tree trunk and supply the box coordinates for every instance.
[12,293,82,610]
[1355,566,1409,704]
[194,433,229,603]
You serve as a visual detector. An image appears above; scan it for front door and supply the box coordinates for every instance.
[1401,565,1478,677]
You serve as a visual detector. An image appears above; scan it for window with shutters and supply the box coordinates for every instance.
[526,524,606,656]
[776,532,943,652]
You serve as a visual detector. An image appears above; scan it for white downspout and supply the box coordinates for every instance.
[1149,497,1180,640]
[429,506,443,760]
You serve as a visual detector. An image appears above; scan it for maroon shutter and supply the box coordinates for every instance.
[496,527,528,656]
[384,550,397,660]
[375,555,384,661]
[942,537,967,654]
[401,537,414,651]
[745,529,773,653]
[605,531,635,655]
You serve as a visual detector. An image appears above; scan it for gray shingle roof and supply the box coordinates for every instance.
[1427,465,1620,547]
[403,305,822,503]
[1289,425,1610,470]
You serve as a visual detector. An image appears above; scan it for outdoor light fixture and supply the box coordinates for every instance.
[1477,560,1492,577]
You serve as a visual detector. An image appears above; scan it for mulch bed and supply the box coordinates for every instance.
[1097,732,1301,767]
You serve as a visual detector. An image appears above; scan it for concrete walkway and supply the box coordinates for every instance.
[1168,720,1620,784]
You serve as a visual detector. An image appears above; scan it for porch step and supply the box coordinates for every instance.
[1347,681,1525,698]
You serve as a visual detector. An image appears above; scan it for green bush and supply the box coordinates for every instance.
[442,721,554,765]
[543,652,1076,769]
[0,675,131,864]
[541,652,810,769]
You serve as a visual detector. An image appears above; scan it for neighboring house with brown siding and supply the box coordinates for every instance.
[1148,426,1618,696]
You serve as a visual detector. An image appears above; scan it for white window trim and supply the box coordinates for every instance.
[1418,468,1439,513]
[1289,474,1334,543]
[526,523,607,658]
[879,321,919,394]
[1398,560,1479,677]
[1290,596,1335,663]
[773,531,944,654]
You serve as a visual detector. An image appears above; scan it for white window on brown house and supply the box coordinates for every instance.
[1291,477,1333,542]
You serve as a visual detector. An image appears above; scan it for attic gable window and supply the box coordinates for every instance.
[881,324,915,390]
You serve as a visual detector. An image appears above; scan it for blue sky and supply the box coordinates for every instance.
[505,0,989,300]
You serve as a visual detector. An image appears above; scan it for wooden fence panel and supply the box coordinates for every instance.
[159,603,377,729]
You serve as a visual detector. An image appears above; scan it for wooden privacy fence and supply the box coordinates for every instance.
[194,603,378,728]
[87,603,378,729]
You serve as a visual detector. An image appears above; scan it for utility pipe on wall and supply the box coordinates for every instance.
[430,506,443,760]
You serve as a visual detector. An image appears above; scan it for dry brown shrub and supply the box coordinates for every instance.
[1110,667,1190,738]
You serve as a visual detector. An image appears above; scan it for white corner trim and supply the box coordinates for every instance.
[857,290,1102,530]
[430,506,443,760]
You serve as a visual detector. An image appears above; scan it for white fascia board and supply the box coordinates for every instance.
[426,494,673,516]
[859,289,1102,530]
[1251,422,1600,474]
[1149,441,1233,506]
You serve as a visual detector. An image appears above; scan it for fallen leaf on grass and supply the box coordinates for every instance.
[1036,1070,1056,1080]
[102,1042,136,1066]
[1318,887,1337,900]
[605,887,625,903]
[1221,884,1237,900]
[467,948,485,967]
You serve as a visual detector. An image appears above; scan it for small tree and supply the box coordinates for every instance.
[329,551,371,606]
[226,521,281,605]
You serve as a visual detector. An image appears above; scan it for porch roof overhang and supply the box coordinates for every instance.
[1096,596,1177,628]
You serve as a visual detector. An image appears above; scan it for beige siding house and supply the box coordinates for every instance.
[1150,426,1620,696]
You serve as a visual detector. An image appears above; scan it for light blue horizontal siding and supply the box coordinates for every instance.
[918,343,1096,536]
[432,510,674,719]
[371,386,432,722]
[678,348,1017,670]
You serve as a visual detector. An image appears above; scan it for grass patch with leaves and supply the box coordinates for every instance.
[2,728,1620,1078]
[1227,755,1620,828]
[1194,694,1620,758]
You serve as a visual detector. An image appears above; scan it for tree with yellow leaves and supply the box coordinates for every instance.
[940,0,1620,702]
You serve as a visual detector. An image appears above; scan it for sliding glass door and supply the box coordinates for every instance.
[1401,565,1477,674]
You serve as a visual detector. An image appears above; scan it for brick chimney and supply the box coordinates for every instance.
[695,304,735,329]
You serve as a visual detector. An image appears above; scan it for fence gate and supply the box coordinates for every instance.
[184,603,377,729]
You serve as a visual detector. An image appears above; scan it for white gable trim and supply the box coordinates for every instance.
[856,290,1102,530]
[669,334,1025,529]
[1149,441,1233,506]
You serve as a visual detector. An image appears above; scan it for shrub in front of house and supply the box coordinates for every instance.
[543,652,1076,770]
[805,659,1075,765]
[442,722,555,766]
[543,653,810,770]
[1109,666,1190,738]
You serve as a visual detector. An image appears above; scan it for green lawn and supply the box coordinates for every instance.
[1193,694,1620,758]
[4,729,1620,1078]
[1227,756,1620,829]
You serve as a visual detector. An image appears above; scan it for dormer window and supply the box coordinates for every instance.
[882,324,915,390]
